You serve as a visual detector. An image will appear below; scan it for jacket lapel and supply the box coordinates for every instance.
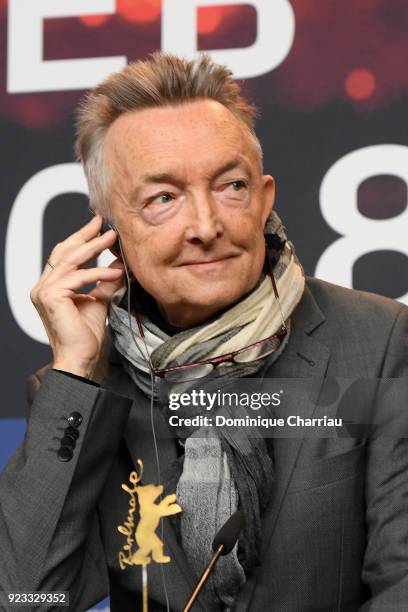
[234,284,331,610]
[261,332,330,539]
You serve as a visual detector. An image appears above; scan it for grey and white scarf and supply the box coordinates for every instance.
[108,211,305,609]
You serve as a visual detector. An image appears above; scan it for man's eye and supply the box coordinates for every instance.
[228,180,246,191]
[151,193,174,205]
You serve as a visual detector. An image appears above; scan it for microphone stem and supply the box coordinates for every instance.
[183,544,224,612]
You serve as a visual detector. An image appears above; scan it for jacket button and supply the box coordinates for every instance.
[67,412,83,427]
[58,447,73,462]
[65,426,79,440]
[61,436,76,449]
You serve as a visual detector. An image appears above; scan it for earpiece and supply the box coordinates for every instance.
[100,217,135,282]
[101,218,121,260]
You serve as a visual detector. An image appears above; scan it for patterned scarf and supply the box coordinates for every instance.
[108,211,305,609]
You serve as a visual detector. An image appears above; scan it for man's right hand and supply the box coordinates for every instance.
[30,213,125,379]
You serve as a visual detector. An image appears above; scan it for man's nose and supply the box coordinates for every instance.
[184,192,224,244]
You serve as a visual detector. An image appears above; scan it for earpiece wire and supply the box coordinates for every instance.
[114,229,170,612]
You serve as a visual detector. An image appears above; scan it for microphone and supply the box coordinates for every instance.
[182,510,245,612]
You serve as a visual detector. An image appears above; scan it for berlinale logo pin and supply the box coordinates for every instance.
[117,458,182,611]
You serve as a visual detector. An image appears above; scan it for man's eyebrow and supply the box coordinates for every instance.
[208,157,253,179]
[129,172,182,202]
[130,158,252,201]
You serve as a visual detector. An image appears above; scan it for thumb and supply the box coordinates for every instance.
[89,259,126,305]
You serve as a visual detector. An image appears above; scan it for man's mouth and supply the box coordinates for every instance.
[179,255,237,267]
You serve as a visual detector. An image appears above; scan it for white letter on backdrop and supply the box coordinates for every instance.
[316,144,408,304]
[162,0,295,79]
[5,164,114,344]
[7,0,126,93]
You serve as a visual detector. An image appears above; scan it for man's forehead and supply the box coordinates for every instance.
[106,104,259,183]
[106,100,250,154]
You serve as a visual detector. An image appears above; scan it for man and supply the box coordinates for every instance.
[0,52,407,611]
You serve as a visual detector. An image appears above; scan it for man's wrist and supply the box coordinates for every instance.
[51,361,96,380]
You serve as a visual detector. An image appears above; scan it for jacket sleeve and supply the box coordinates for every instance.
[359,304,408,610]
[51,368,101,388]
[0,368,133,611]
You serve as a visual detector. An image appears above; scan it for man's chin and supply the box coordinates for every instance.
[158,283,251,327]
[180,287,246,313]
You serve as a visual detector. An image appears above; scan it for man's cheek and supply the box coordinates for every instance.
[228,216,260,243]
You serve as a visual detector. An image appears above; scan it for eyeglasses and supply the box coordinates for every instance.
[133,248,288,383]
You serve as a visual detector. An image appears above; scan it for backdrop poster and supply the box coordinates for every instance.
[1,2,407,607]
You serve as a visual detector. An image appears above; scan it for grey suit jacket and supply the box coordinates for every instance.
[1,277,408,612]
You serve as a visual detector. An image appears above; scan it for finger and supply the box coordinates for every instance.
[65,212,103,245]
[46,213,104,266]
[44,228,120,279]
[41,214,104,281]
[40,258,59,283]
[43,266,124,296]
[71,293,97,303]
[51,214,104,259]
[88,259,127,304]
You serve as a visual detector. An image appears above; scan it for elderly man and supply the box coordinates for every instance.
[0,52,407,612]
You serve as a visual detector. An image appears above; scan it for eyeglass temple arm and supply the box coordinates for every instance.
[265,246,287,330]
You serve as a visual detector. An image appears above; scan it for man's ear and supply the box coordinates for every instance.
[261,175,276,227]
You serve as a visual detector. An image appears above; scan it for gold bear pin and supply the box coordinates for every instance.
[117,459,182,569]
